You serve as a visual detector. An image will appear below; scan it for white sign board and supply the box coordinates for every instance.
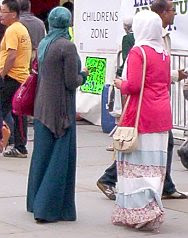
[119,0,188,51]
[170,0,188,50]
[74,0,121,53]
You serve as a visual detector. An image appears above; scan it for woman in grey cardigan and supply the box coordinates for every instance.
[27,7,88,223]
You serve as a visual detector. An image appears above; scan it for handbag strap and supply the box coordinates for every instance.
[118,46,147,127]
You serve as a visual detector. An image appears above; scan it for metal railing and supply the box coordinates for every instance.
[171,50,188,134]
[116,49,188,137]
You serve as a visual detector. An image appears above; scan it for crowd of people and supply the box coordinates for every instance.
[0,0,187,233]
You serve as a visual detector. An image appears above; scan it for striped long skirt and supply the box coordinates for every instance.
[112,132,168,231]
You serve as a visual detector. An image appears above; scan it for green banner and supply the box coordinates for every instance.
[80,57,107,94]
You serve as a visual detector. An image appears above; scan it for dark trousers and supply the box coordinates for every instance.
[1,75,27,153]
[163,130,176,194]
[98,160,117,187]
[99,130,176,194]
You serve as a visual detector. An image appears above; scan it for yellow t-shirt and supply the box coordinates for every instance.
[0,21,31,83]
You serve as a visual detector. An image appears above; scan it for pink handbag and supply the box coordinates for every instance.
[12,58,38,116]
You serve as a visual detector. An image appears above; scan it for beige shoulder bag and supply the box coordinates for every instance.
[113,46,147,153]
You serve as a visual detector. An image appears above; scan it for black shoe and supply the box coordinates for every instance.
[35,218,50,224]
[162,191,188,199]
[97,181,116,200]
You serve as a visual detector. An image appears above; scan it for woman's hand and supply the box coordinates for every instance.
[178,69,188,81]
[82,67,89,77]
[114,78,122,89]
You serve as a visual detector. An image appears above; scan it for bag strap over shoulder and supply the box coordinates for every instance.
[118,46,147,128]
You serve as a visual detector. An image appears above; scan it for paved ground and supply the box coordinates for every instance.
[0,123,188,238]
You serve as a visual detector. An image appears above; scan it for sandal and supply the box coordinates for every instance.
[3,148,27,158]
[97,181,116,200]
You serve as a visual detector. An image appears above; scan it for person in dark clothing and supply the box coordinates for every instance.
[0,21,9,149]
[97,17,135,200]
[0,19,14,146]
[0,0,32,158]
[151,0,187,199]
[27,6,88,223]
[17,0,46,55]
[17,0,46,125]
[117,17,135,77]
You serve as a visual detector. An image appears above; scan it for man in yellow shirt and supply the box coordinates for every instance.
[0,0,31,158]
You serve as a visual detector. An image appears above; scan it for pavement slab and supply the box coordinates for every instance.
[0,124,188,237]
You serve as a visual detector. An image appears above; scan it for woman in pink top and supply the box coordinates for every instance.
[112,10,172,232]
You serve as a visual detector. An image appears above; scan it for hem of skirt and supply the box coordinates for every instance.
[34,216,77,222]
[112,201,164,231]
[27,208,33,213]
[33,213,77,222]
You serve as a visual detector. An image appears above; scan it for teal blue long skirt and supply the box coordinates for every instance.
[27,119,76,222]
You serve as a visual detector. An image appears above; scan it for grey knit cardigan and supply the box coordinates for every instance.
[34,38,84,137]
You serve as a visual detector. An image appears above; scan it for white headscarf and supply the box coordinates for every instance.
[132,10,164,53]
